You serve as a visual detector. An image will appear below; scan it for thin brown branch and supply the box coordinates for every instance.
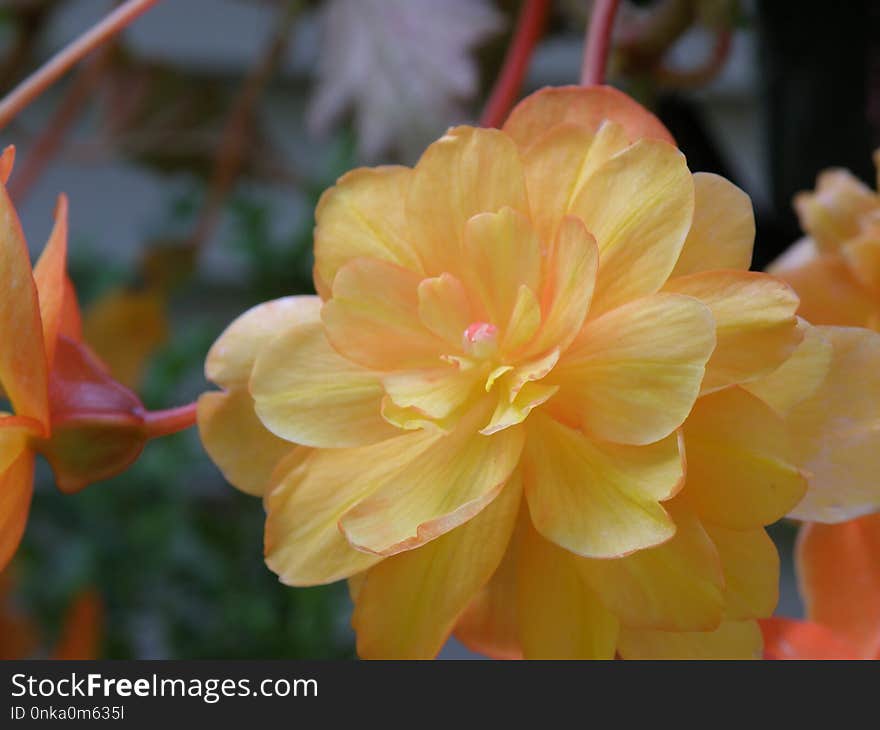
[0,0,162,130]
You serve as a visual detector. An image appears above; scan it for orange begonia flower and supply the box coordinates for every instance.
[771,153,880,331]
[199,86,880,659]
[0,146,184,571]
[761,513,880,660]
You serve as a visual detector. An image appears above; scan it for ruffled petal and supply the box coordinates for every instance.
[351,471,521,659]
[793,169,877,252]
[785,327,880,522]
[461,207,541,327]
[406,126,529,277]
[205,296,321,388]
[663,271,801,393]
[842,234,880,296]
[772,251,875,328]
[681,387,806,529]
[578,502,725,631]
[523,412,681,558]
[671,173,754,277]
[383,365,482,420]
[197,389,296,496]
[526,216,598,357]
[264,447,387,586]
[618,620,763,659]
[503,85,674,151]
[322,258,443,370]
[521,121,629,242]
[339,405,525,555]
[417,273,473,346]
[314,166,420,290]
[706,523,778,620]
[743,319,832,415]
[454,508,525,660]
[796,516,880,658]
[517,519,619,659]
[554,292,715,445]
[570,139,694,315]
[251,318,397,447]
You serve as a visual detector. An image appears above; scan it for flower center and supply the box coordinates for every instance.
[462,321,498,360]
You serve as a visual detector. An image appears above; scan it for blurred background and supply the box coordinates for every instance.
[1,0,878,659]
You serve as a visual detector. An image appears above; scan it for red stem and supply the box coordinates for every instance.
[479,0,551,128]
[0,0,161,130]
[141,402,198,439]
[580,0,621,86]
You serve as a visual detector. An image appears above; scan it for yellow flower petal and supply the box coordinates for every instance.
[251,319,397,447]
[842,233,880,297]
[351,471,522,659]
[0,448,34,572]
[417,273,473,346]
[481,381,558,436]
[522,122,629,242]
[773,251,875,328]
[32,194,69,368]
[571,139,694,315]
[706,523,779,620]
[523,412,680,558]
[526,216,598,357]
[205,296,321,388]
[578,502,725,632]
[501,285,541,354]
[743,319,832,415]
[664,270,801,393]
[314,165,420,290]
[681,387,806,529]
[454,510,525,660]
[383,364,483,420]
[0,185,48,428]
[407,126,529,277]
[554,292,715,446]
[671,172,754,277]
[339,405,524,556]
[518,519,618,659]
[794,169,877,252]
[322,258,443,370]
[503,85,674,151]
[197,389,295,496]
[264,447,386,586]
[785,326,880,522]
[617,620,762,659]
[461,207,541,327]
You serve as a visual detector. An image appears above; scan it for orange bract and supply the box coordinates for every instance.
[0,147,162,571]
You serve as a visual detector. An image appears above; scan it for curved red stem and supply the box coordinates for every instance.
[141,402,198,439]
[0,0,161,130]
[480,0,551,128]
[580,0,621,86]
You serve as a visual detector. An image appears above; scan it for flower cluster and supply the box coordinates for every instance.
[772,155,880,330]
[199,86,880,659]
